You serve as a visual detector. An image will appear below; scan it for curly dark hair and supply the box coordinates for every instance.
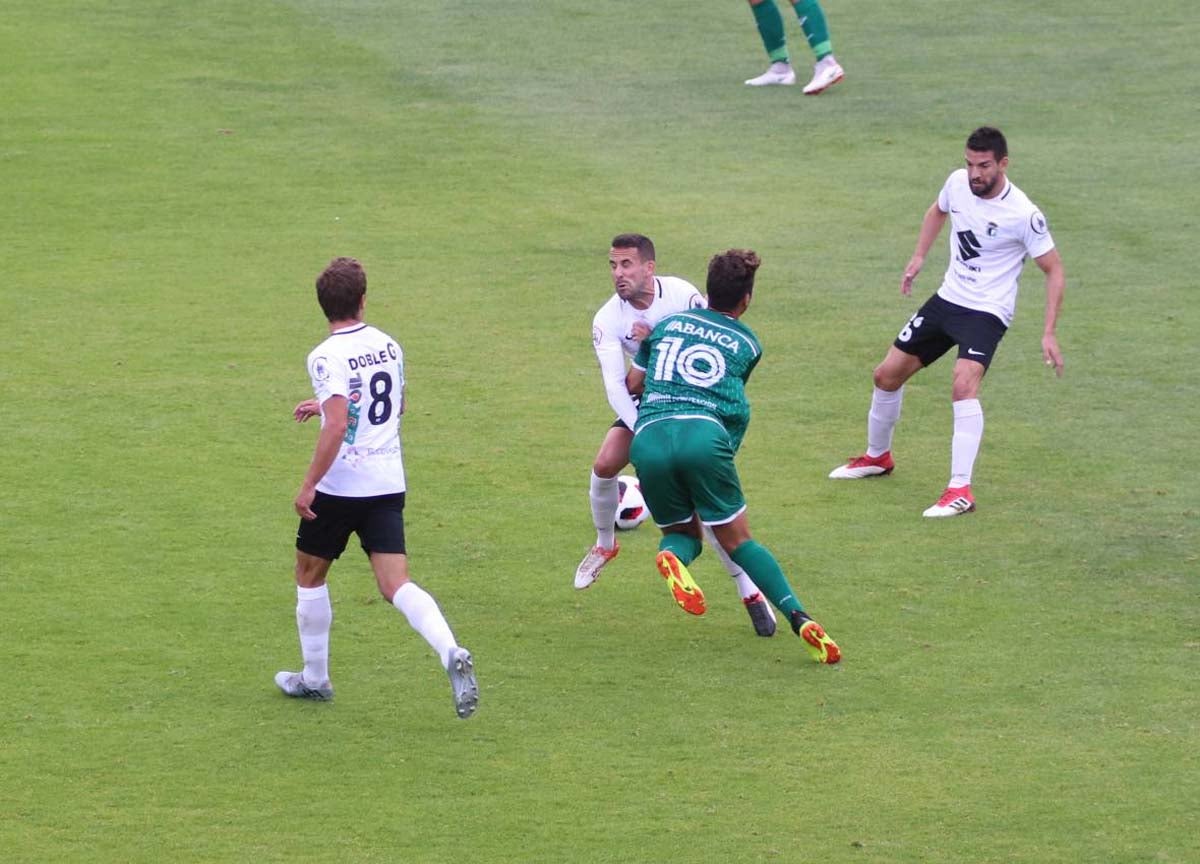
[706,249,760,312]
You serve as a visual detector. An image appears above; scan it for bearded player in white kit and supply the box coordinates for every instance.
[828,127,1066,517]
[276,257,479,718]
[574,234,778,637]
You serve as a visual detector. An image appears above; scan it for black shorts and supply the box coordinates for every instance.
[295,490,407,560]
[893,294,1008,369]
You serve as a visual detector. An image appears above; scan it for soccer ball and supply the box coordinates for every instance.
[616,475,650,530]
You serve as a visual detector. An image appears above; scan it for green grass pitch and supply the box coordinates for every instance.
[2,1,1197,861]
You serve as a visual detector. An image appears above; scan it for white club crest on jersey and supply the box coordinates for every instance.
[312,357,331,381]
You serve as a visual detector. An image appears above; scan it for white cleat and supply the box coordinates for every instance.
[802,56,844,95]
[574,542,619,589]
[274,671,333,701]
[745,62,796,86]
[922,486,976,518]
[447,647,479,719]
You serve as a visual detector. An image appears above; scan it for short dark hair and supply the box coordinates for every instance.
[706,249,760,312]
[315,257,366,321]
[966,126,1008,161]
[610,233,656,262]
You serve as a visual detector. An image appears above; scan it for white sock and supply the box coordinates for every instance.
[950,398,984,488]
[392,581,458,669]
[296,584,332,686]
[867,386,904,457]
[702,524,758,600]
[590,470,619,549]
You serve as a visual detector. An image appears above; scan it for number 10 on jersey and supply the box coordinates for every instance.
[651,336,727,388]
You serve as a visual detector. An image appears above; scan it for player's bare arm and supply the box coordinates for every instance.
[295,395,348,520]
[1035,248,1066,376]
[901,202,948,295]
[629,320,651,341]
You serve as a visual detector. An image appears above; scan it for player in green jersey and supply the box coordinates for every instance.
[627,249,840,663]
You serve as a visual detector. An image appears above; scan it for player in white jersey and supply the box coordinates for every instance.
[275,257,478,718]
[575,234,778,637]
[828,127,1066,517]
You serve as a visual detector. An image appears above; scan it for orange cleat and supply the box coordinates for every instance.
[790,613,842,664]
[655,551,707,616]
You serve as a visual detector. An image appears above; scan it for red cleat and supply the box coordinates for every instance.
[922,486,976,518]
[829,451,895,479]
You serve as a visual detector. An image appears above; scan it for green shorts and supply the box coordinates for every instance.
[629,417,746,527]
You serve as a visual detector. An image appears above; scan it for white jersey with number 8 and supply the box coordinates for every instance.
[306,323,406,497]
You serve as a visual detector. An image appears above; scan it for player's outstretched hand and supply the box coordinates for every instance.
[1042,334,1064,377]
[900,256,923,296]
[294,399,321,422]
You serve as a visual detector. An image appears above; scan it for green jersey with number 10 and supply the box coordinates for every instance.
[630,308,762,452]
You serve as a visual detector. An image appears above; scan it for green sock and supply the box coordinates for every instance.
[730,540,805,617]
[659,533,703,566]
[791,0,832,60]
[750,1,790,64]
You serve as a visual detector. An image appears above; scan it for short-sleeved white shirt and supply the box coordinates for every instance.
[936,169,1055,326]
[306,322,406,497]
[591,276,705,429]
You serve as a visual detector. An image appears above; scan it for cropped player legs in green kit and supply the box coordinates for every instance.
[744,0,845,95]
[631,420,840,663]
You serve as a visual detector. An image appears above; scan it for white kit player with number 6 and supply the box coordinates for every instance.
[276,256,478,718]
[575,234,777,637]
[828,127,1066,517]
